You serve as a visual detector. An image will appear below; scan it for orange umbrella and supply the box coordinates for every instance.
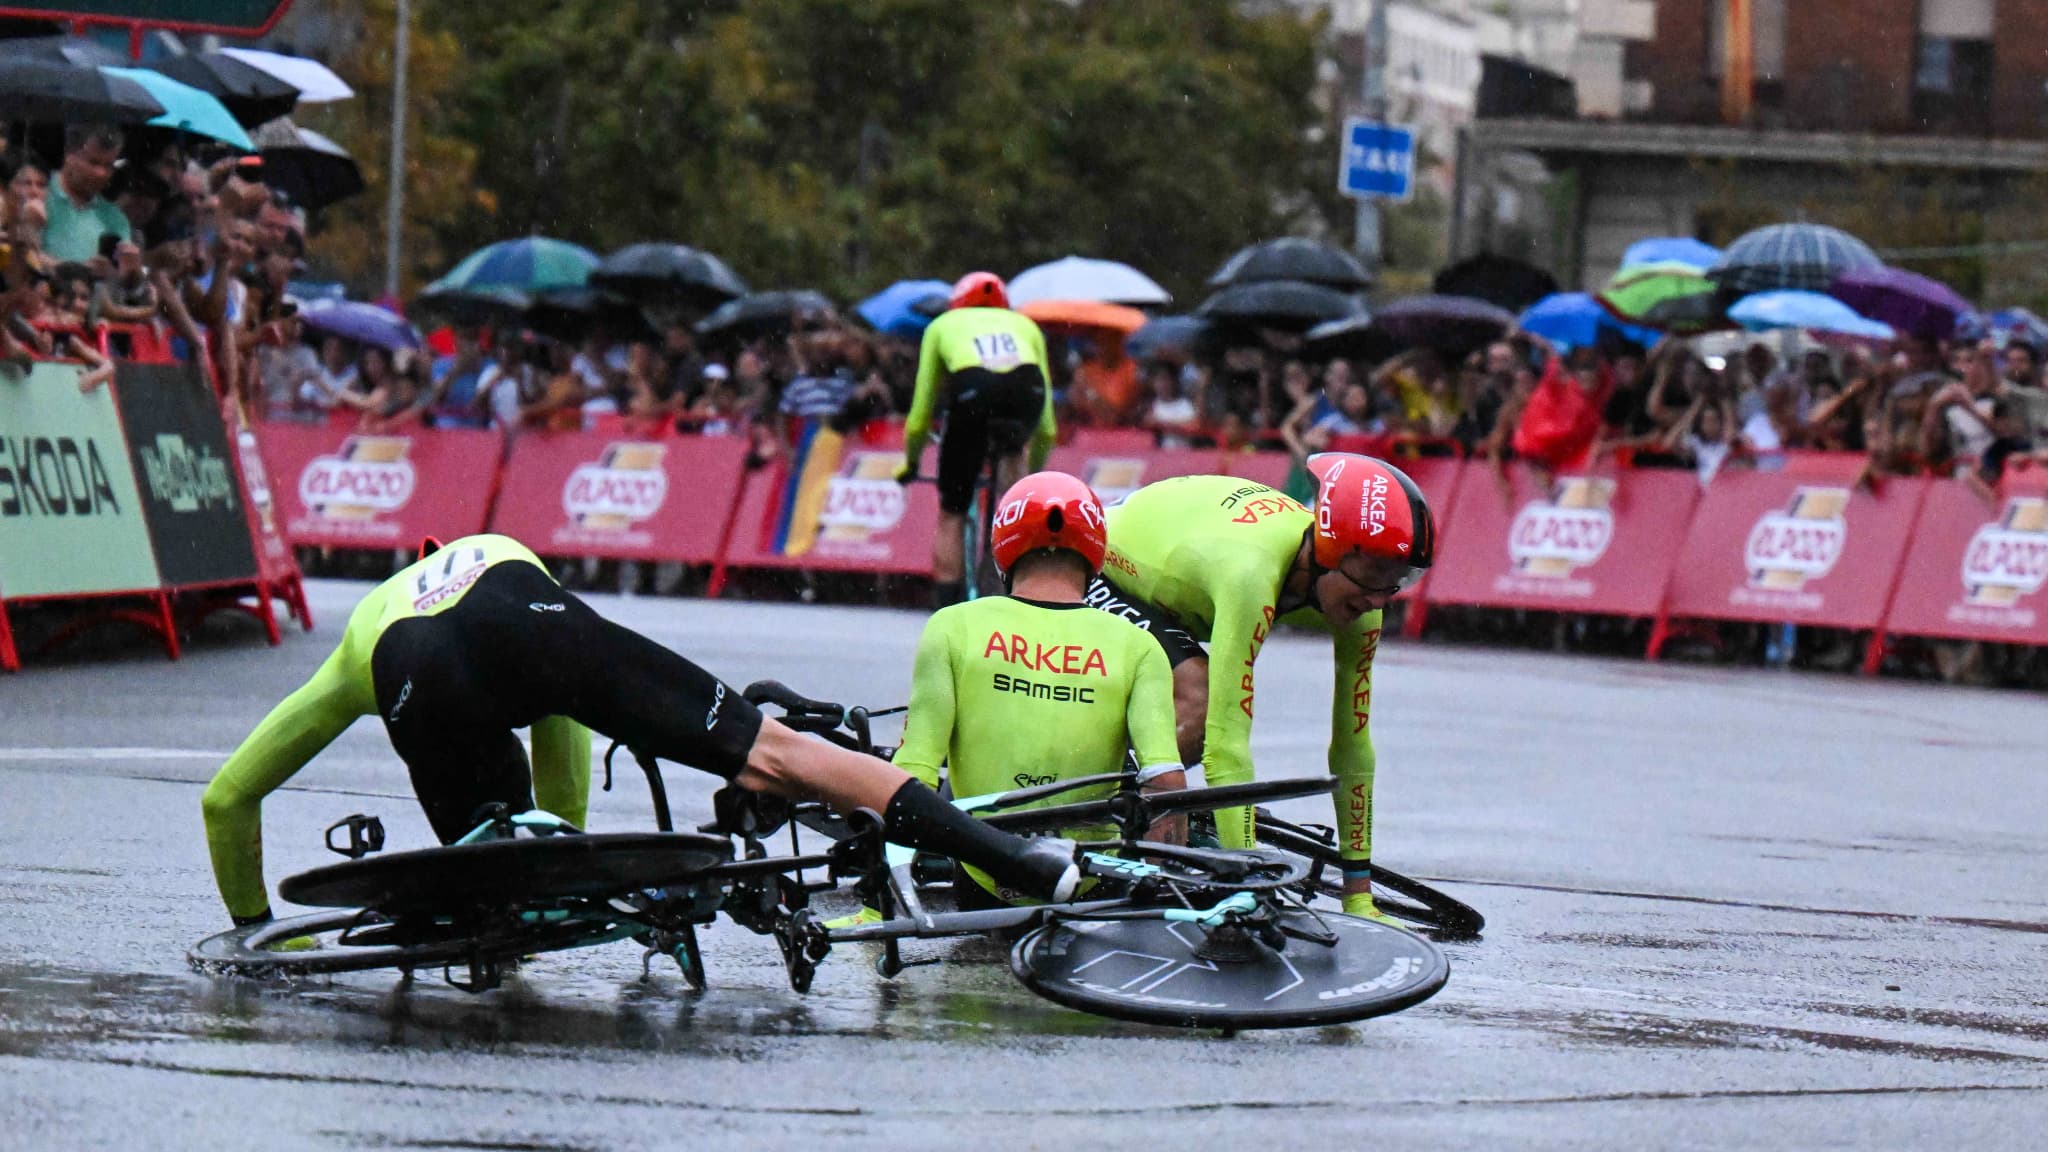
[1020,299,1148,335]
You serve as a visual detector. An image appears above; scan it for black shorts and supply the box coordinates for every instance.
[370,562,763,842]
[936,365,1045,515]
[1082,575,1205,667]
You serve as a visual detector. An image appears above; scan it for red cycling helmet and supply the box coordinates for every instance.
[950,271,1009,311]
[1305,453,1435,585]
[991,471,1107,577]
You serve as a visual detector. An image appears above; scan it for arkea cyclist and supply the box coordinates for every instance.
[201,534,1079,927]
[1083,455,1435,921]
[899,272,1057,608]
[892,472,1184,906]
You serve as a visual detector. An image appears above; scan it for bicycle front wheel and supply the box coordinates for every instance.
[280,832,733,913]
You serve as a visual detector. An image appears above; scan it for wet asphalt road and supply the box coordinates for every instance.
[2,581,2044,1150]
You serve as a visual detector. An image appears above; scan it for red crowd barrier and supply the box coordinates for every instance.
[256,420,503,548]
[1425,463,1699,621]
[1657,469,1929,657]
[1876,476,2048,650]
[488,430,750,567]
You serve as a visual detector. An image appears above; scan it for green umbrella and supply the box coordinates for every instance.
[1597,260,1713,324]
[428,236,598,297]
[102,66,252,150]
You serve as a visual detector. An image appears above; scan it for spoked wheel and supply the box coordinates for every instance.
[1011,907,1448,1030]
[280,832,734,912]
[1252,817,1485,939]
[189,908,491,979]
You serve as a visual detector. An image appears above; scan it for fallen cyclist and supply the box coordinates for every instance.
[200,533,1079,931]
[879,471,1184,914]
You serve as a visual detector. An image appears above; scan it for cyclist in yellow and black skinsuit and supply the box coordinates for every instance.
[892,472,1182,907]
[201,534,1081,928]
[899,272,1057,609]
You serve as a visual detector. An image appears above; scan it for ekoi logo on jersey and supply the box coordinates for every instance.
[981,632,1109,677]
[1350,628,1381,734]
[1237,604,1277,718]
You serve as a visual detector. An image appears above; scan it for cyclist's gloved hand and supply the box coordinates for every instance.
[894,461,916,485]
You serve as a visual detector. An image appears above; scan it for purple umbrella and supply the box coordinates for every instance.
[1828,266,1976,343]
[1372,294,1517,357]
[300,298,421,352]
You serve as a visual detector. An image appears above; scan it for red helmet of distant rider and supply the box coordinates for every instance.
[1304,453,1435,590]
[990,471,1107,576]
[951,271,1009,310]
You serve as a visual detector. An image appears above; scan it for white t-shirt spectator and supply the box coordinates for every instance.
[1149,394,1198,449]
[1740,411,1781,453]
[1685,434,1732,484]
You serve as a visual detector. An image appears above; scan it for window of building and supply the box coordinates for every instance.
[1914,0,1995,132]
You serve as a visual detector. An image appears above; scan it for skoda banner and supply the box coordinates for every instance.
[111,363,258,587]
[0,364,160,598]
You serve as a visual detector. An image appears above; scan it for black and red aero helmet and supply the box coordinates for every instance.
[991,471,1107,576]
[1305,453,1435,572]
[950,271,1009,310]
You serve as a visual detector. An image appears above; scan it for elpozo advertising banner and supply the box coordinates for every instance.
[1881,480,2048,646]
[1664,471,1928,629]
[724,422,940,574]
[0,363,161,598]
[255,420,502,547]
[1424,463,1697,617]
[488,430,750,562]
[111,362,257,587]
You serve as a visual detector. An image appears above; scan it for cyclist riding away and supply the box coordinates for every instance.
[1083,454,1435,921]
[201,534,1079,928]
[892,472,1184,907]
[899,272,1057,609]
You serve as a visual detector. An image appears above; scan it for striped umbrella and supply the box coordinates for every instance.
[1707,224,1881,295]
[426,237,597,299]
[1599,260,1714,325]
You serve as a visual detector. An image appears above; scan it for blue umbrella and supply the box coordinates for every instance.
[1517,292,1659,352]
[102,66,253,149]
[1729,290,1894,339]
[1621,237,1722,271]
[299,298,420,352]
[856,279,950,337]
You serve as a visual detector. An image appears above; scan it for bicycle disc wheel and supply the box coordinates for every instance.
[982,777,1334,836]
[1011,909,1448,1030]
[280,833,733,912]
[189,909,488,978]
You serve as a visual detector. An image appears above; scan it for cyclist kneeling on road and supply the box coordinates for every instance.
[898,272,1057,609]
[890,472,1184,909]
[200,533,1079,928]
[1085,455,1435,924]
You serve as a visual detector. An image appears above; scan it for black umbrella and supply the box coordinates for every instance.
[251,117,364,211]
[1372,294,1517,358]
[590,243,749,313]
[1196,280,1364,332]
[1431,252,1559,314]
[1302,314,1396,363]
[1708,223,1882,295]
[411,286,532,329]
[1638,291,1732,334]
[1209,237,1372,291]
[149,50,300,128]
[526,287,657,344]
[696,289,837,339]
[0,35,127,69]
[0,59,164,124]
[1126,315,1216,363]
